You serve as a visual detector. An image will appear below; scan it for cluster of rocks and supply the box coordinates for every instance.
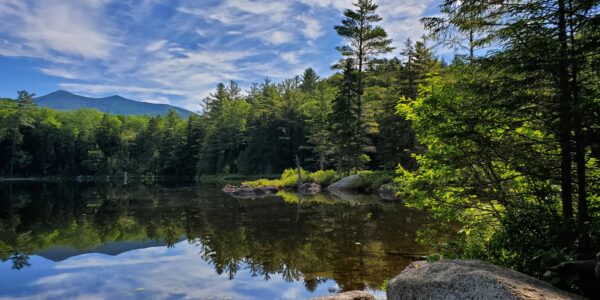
[311,291,375,300]
[221,184,279,198]
[223,174,402,201]
[222,181,324,198]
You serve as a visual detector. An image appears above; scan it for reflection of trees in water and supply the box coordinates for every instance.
[0,182,436,291]
[8,253,30,270]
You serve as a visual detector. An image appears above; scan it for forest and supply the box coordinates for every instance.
[0,0,599,295]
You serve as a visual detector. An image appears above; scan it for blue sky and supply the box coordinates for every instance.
[0,0,443,112]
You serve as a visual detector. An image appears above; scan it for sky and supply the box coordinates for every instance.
[0,0,443,112]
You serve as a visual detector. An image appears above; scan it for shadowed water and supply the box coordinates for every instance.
[0,182,439,299]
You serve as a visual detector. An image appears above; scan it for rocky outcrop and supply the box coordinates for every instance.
[221,184,278,198]
[387,260,584,300]
[378,183,400,201]
[311,291,375,300]
[298,182,322,195]
[327,175,361,191]
[544,252,600,298]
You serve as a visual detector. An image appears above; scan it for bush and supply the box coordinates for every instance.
[308,170,341,186]
[244,168,306,188]
[243,169,342,188]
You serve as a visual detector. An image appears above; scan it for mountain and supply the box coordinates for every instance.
[34,90,194,117]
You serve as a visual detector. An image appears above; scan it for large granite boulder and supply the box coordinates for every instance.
[312,291,375,300]
[387,260,584,300]
[298,182,322,195]
[327,175,361,191]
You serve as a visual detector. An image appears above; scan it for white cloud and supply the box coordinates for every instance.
[58,83,186,97]
[281,52,300,64]
[299,16,323,40]
[299,0,352,11]
[270,31,295,45]
[38,67,81,80]
[0,0,115,60]
[145,40,168,52]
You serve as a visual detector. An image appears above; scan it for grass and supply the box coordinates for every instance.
[243,169,342,188]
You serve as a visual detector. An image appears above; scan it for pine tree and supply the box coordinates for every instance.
[334,0,393,164]
[329,59,362,173]
[7,91,36,175]
[300,68,320,93]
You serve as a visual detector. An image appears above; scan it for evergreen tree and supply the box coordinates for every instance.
[300,68,320,93]
[334,0,393,163]
[6,91,36,175]
[329,59,362,172]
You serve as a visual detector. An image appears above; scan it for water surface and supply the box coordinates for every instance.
[0,182,437,299]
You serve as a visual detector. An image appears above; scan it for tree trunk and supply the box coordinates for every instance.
[295,154,302,185]
[575,127,590,253]
[557,0,574,226]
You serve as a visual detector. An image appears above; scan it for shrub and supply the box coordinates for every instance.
[308,170,340,186]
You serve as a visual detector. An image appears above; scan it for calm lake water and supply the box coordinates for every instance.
[0,182,439,300]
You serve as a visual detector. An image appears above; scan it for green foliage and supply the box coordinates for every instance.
[308,170,341,186]
[0,97,200,177]
[396,2,600,296]
[380,278,389,291]
[244,169,343,188]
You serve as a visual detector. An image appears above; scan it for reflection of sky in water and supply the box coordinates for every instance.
[0,240,386,300]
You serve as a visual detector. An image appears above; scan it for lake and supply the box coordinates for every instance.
[0,182,440,300]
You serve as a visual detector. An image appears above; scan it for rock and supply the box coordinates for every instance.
[327,175,362,192]
[222,184,278,198]
[298,182,322,195]
[312,290,376,300]
[387,260,584,300]
[221,184,238,193]
[378,183,400,201]
[596,252,600,279]
[544,252,600,298]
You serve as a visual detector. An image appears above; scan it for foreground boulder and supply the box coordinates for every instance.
[298,182,322,195]
[387,260,584,300]
[312,291,375,300]
[327,175,361,191]
[221,184,278,198]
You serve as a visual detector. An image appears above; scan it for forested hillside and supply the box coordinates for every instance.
[1,0,599,295]
[34,90,194,117]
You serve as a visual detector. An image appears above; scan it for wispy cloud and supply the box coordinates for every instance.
[0,0,115,60]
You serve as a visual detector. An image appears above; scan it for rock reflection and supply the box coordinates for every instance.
[0,182,436,293]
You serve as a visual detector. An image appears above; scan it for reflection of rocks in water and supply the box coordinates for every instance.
[0,182,439,293]
[298,182,322,195]
[222,184,279,198]
[328,189,382,204]
[312,290,376,300]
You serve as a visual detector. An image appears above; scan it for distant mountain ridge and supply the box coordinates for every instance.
[34,90,194,117]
